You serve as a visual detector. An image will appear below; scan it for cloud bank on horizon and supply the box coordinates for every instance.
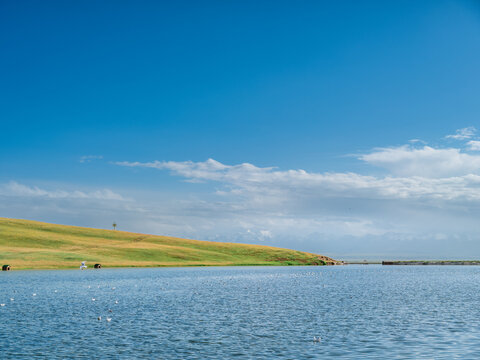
[2,127,480,260]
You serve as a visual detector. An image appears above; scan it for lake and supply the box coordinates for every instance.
[1,265,480,359]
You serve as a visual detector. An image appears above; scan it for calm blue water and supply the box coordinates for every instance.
[1,265,480,359]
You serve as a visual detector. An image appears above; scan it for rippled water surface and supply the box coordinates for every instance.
[1,265,480,359]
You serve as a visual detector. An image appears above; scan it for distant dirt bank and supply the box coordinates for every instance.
[382,260,480,265]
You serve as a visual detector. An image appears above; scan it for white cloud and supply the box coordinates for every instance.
[0,181,125,201]
[117,157,480,201]
[359,145,480,177]
[260,230,273,238]
[467,140,480,151]
[445,126,476,140]
[80,155,103,163]
[408,139,426,144]
[116,158,274,183]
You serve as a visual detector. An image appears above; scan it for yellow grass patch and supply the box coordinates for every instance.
[0,217,337,269]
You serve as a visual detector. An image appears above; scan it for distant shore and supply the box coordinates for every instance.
[382,260,480,265]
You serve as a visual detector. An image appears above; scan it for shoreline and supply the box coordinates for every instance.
[382,260,480,265]
[1,262,341,272]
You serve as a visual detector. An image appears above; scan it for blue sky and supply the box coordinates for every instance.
[1,0,480,259]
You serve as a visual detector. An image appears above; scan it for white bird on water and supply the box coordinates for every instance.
[313,336,322,343]
[0,304,5,307]
[106,317,112,322]
[80,261,87,270]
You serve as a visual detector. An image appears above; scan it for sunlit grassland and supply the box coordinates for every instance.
[0,218,336,269]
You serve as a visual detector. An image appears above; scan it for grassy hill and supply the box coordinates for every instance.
[0,218,337,270]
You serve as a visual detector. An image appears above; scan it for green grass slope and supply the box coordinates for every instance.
[0,218,337,269]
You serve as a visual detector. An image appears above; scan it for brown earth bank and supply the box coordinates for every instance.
[382,260,480,265]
